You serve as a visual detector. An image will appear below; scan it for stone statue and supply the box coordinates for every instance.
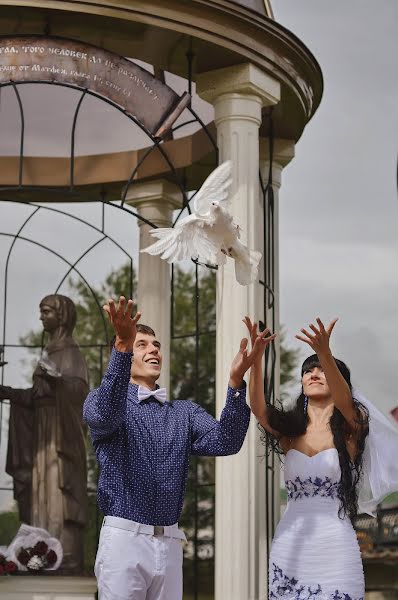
[0,294,89,573]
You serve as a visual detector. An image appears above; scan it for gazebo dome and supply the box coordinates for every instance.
[230,0,273,17]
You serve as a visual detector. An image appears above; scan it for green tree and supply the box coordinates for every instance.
[280,328,300,398]
[0,509,20,545]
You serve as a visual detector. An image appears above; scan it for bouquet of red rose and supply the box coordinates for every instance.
[7,524,63,572]
[0,553,18,576]
[17,541,58,572]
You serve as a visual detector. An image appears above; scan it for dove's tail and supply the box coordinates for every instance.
[233,247,262,286]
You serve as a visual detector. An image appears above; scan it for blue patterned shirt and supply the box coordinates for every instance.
[83,348,250,525]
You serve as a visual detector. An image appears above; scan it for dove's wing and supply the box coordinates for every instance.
[193,161,233,216]
[141,214,219,265]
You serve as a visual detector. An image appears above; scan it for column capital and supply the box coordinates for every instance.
[196,63,280,107]
[125,179,182,228]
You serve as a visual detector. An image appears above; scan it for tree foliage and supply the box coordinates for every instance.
[280,328,301,396]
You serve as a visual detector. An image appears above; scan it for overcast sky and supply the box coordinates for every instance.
[0,0,398,507]
[272,0,398,413]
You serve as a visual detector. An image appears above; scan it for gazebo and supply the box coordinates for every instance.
[0,2,323,599]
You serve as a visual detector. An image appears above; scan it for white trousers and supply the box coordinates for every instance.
[94,517,185,600]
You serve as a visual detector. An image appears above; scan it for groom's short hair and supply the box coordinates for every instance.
[136,324,156,337]
[109,324,156,352]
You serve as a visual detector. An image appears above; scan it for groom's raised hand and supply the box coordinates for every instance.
[229,320,276,389]
[103,296,142,353]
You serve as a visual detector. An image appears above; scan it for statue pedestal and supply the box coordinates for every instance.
[0,576,97,599]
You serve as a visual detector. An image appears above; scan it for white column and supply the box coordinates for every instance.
[126,180,181,390]
[259,138,295,584]
[197,64,280,600]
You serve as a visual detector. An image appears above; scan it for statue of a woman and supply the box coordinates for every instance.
[0,295,89,573]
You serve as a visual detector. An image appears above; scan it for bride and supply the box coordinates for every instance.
[245,316,398,600]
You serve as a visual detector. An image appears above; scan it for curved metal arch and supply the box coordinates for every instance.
[172,187,199,227]
[0,198,136,286]
[188,105,217,154]
[2,198,143,259]
[54,234,107,294]
[51,226,133,303]
[0,198,141,375]
[0,194,203,295]
[1,81,218,231]
[118,108,215,214]
[119,48,217,220]
[2,206,40,350]
[0,78,170,141]
[0,190,160,230]
[0,231,110,347]
[0,79,187,202]
[118,116,191,210]
[171,119,197,134]
[119,139,164,209]
[170,106,218,227]
[3,200,139,302]
[118,102,218,218]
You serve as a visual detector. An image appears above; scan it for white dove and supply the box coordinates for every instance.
[141,161,262,286]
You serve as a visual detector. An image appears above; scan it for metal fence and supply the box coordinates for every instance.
[355,507,398,552]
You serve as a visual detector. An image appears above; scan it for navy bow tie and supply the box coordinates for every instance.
[138,386,167,404]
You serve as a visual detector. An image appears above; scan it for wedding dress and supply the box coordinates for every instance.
[269,447,364,600]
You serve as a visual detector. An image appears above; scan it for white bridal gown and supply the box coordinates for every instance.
[269,447,364,600]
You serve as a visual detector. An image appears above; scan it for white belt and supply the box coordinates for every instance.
[103,516,186,541]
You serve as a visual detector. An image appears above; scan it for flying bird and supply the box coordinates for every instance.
[141,161,262,286]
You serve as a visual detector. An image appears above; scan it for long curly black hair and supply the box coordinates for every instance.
[262,354,369,521]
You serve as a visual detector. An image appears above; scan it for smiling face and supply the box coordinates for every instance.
[130,332,162,388]
[302,365,332,401]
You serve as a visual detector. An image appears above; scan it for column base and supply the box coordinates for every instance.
[0,575,97,599]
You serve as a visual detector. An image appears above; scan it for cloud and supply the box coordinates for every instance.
[269,0,398,420]
[280,254,398,414]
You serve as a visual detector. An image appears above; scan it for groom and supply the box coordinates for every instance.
[84,296,266,600]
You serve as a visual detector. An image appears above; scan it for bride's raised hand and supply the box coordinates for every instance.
[295,317,338,356]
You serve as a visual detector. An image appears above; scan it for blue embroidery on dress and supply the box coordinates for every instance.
[269,563,363,600]
[285,476,339,501]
